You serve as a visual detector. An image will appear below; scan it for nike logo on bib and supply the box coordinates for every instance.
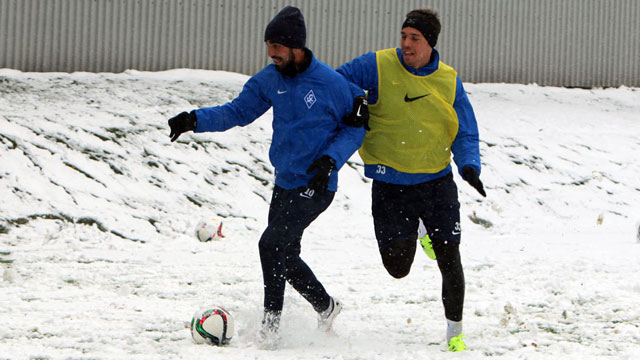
[404,93,430,102]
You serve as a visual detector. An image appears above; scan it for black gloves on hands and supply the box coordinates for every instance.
[168,111,197,142]
[306,155,336,192]
[342,96,370,130]
[462,166,486,197]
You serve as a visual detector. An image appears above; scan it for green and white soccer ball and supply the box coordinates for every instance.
[195,217,224,242]
[190,305,234,346]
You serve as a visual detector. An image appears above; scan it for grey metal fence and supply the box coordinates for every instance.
[1,0,638,87]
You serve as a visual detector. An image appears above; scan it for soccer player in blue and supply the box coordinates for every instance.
[337,8,486,352]
[167,6,367,348]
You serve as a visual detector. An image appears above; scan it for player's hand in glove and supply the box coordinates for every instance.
[168,111,197,142]
[462,166,486,197]
[306,155,336,192]
[342,96,370,130]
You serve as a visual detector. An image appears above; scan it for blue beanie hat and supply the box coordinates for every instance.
[264,6,306,49]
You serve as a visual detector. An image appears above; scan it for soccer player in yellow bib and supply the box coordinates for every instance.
[337,8,486,352]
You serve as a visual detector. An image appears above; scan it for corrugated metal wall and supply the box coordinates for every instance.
[1,0,638,87]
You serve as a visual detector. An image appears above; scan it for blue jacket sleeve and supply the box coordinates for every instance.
[451,77,482,175]
[323,122,366,170]
[336,52,379,102]
[322,84,366,169]
[193,75,271,132]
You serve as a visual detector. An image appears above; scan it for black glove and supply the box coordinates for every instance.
[462,166,486,197]
[342,96,370,130]
[168,111,197,142]
[306,155,336,192]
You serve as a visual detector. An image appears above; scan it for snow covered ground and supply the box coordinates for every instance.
[1,68,639,359]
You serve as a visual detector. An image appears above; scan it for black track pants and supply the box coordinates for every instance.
[259,185,334,314]
[371,174,465,321]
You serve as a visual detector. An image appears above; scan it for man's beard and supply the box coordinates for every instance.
[273,50,298,77]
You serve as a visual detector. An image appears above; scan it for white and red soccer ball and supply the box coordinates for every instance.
[195,217,224,242]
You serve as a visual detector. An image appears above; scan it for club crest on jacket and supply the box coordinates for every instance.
[304,90,317,109]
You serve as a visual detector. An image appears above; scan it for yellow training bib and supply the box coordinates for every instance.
[359,48,459,173]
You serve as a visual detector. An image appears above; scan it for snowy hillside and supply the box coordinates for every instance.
[1,68,639,359]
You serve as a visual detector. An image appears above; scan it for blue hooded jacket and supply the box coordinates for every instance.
[194,51,365,191]
[337,48,481,185]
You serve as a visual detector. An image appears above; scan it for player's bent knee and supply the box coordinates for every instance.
[258,233,280,255]
[383,262,411,278]
[381,252,413,278]
[378,241,415,278]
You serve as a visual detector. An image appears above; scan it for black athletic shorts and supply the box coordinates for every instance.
[371,172,461,246]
